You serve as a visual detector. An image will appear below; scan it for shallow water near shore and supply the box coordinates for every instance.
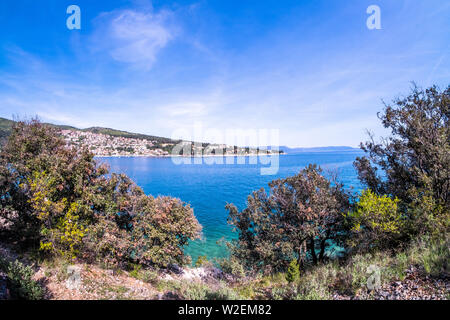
[101,151,364,262]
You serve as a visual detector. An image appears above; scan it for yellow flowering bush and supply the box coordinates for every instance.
[346,189,404,252]
[28,171,87,260]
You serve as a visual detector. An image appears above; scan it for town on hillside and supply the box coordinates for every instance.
[60,129,281,157]
[61,129,171,157]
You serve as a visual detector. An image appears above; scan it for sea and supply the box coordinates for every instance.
[101,151,365,263]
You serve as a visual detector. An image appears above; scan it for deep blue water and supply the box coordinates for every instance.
[101,151,364,262]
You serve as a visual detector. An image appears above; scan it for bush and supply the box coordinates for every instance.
[218,256,246,280]
[346,189,404,252]
[85,183,202,269]
[0,119,203,269]
[354,85,449,235]
[129,263,142,279]
[405,235,449,276]
[286,259,300,283]
[0,119,108,255]
[226,164,351,274]
[205,284,241,300]
[406,189,450,237]
[0,258,44,300]
[165,280,241,300]
[195,255,209,267]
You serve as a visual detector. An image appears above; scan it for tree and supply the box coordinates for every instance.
[354,84,449,235]
[84,172,202,268]
[226,164,351,274]
[0,118,104,248]
[0,119,202,268]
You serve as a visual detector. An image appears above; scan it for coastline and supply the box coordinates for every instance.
[94,153,286,159]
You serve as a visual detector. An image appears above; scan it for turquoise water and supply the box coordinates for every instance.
[101,152,364,262]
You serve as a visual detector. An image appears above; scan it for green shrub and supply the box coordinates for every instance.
[129,263,142,279]
[205,284,241,300]
[237,285,255,299]
[286,259,300,283]
[177,281,241,300]
[406,189,450,237]
[406,236,449,276]
[0,258,44,300]
[195,255,209,267]
[218,257,246,279]
[140,270,159,285]
[270,286,291,300]
[346,189,404,252]
[127,264,159,284]
[227,164,351,273]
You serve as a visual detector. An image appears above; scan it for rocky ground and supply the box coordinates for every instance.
[370,266,449,300]
[0,241,225,300]
[0,241,448,300]
[332,265,449,300]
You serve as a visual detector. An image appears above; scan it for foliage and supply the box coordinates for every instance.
[0,119,202,269]
[27,171,88,259]
[0,258,44,300]
[406,188,450,237]
[218,256,246,280]
[128,263,143,280]
[85,177,202,268]
[286,259,300,283]
[241,234,449,300]
[346,189,404,252]
[226,164,351,274]
[0,119,106,250]
[402,235,449,277]
[195,255,209,267]
[174,281,241,300]
[354,84,449,236]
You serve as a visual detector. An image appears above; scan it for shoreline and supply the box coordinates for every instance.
[94,153,285,159]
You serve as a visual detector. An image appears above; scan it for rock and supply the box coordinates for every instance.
[163,273,174,281]
[168,264,183,275]
[181,267,207,280]
[381,291,389,297]
[162,291,182,300]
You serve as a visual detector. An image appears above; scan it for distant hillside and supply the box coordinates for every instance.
[0,117,279,156]
[279,146,361,153]
[81,127,181,145]
[0,117,182,148]
[0,117,15,139]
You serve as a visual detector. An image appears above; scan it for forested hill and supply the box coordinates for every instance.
[0,117,280,156]
[0,117,179,146]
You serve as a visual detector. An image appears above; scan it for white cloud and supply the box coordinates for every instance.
[92,8,174,70]
[161,102,207,117]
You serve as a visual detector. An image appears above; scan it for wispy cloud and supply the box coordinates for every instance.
[91,8,175,70]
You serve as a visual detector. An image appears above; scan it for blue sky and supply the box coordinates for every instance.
[0,0,449,147]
